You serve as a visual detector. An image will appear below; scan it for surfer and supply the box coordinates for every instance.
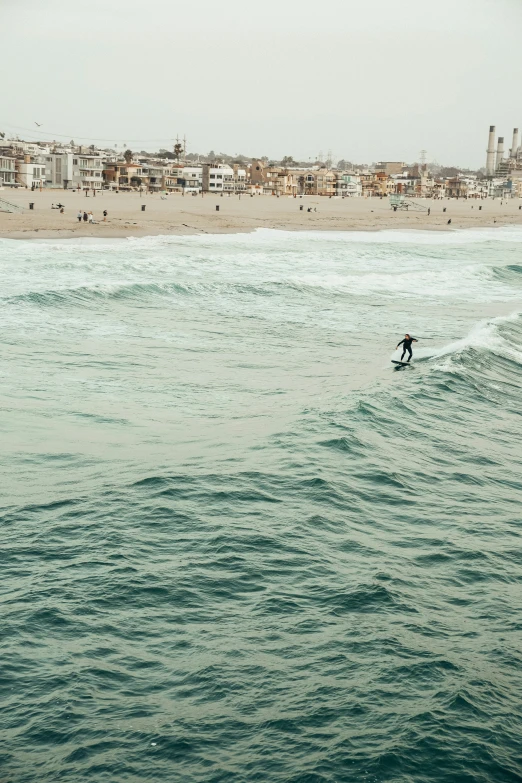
[396,334,418,363]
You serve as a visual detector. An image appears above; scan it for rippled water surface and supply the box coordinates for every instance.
[2,228,522,782]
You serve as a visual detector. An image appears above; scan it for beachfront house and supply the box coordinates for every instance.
[163,165,184,192]
[445,176,488,199]
[145,163,164,192]
[45,152,104,190]
[16,156,46,189]
[390,175,418,196]
[370,170,390,197]
[262,167,291,196]
[484,177,513,199]
[222,166,247,194]
[103,160,149,190]
[202,164,235,193]
[179,166,203,194]
[335,173,362,197]
[0,156,17,187]
[161,165,202,193]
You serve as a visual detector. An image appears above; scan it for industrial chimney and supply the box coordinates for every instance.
[495,137,505,171]
[486,125,496,176]
[511,128,519,158]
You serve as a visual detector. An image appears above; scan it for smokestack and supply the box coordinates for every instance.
[511,128,519,158]
[486,125,496,176]
[495,137,505,171]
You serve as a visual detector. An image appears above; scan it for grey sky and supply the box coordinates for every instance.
[4,0,522,167]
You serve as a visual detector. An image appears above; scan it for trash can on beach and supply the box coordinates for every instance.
[141,205,146,211]
[216,205,220,211]
[29,203,34,210]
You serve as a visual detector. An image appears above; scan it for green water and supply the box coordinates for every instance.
[2,228,522,782]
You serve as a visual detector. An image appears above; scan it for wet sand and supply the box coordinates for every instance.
[1,188,521,239]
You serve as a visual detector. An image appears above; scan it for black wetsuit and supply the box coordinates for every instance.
[397,337,415,362]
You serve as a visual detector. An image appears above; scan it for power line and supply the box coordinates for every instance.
[1,122,175,144]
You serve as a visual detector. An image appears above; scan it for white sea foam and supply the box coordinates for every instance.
[396,312,522,370]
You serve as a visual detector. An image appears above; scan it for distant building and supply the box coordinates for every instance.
[0,156,16,186]
[146,163,164,191]
[375,161,406,176]
[45,152,104,189]
[163,165,183,191]
[250,160,265,188]
[202,163,235,193]
[262,166,292,195]
[16,156,46,189]
[104,160,148,190]
[391,175,419,196]
[179,166,203,193]
[445,176,488,199]
[226,165,247,193]
[293,167,337,196]
[334,173,362,197]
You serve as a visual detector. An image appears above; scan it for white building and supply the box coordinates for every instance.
[2,139,50,157]
[45,152,104,189]
[161,165,202,192]
[202,163,235,193]
[336,174,362,197]
[16,157,46,189]
[0,156,17,186]
[222,167,247,193]
[181,166,203,193]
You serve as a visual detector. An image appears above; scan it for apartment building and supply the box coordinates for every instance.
[162,165,183,191]
[371,170,391,196]
[145,164,164,191]
[179,166,203,193]
[104,160,149,190]
[260,167,290,195]
[202,164,235,193]
[334,173,362,197]
[45,152,104,189]
[224,165,247,193]
[16,156,46,189]
[0,156,16,186]
[445,176,488,198]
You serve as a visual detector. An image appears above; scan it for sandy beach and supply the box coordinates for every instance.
[1,188,522,239]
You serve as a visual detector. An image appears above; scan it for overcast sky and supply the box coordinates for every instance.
[4,0,522,167]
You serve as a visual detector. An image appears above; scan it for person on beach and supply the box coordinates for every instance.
[77,210,82,222]
[88,212,94,223]
[396,334,418,363]
[83,211,88,222]
[103,210,107,222]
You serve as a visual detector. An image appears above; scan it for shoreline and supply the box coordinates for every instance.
[1,189,521,241]
[2,222,520,243]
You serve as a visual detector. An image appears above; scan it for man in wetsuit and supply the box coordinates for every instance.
[396,334,418,362]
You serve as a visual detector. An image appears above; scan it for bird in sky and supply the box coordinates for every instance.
[35,122,42,127]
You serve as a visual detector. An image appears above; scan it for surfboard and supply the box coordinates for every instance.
[391,360,412,366]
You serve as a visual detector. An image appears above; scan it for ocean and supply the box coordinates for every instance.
[1,227,522,782]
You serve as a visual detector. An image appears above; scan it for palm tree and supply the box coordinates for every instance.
[124,149,133,164]
[173,143,183,162]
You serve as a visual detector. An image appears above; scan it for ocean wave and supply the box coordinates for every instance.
[4,280,282,307]
[409,312,522,368]
[118,224,522,247]
[3,226,522,783]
